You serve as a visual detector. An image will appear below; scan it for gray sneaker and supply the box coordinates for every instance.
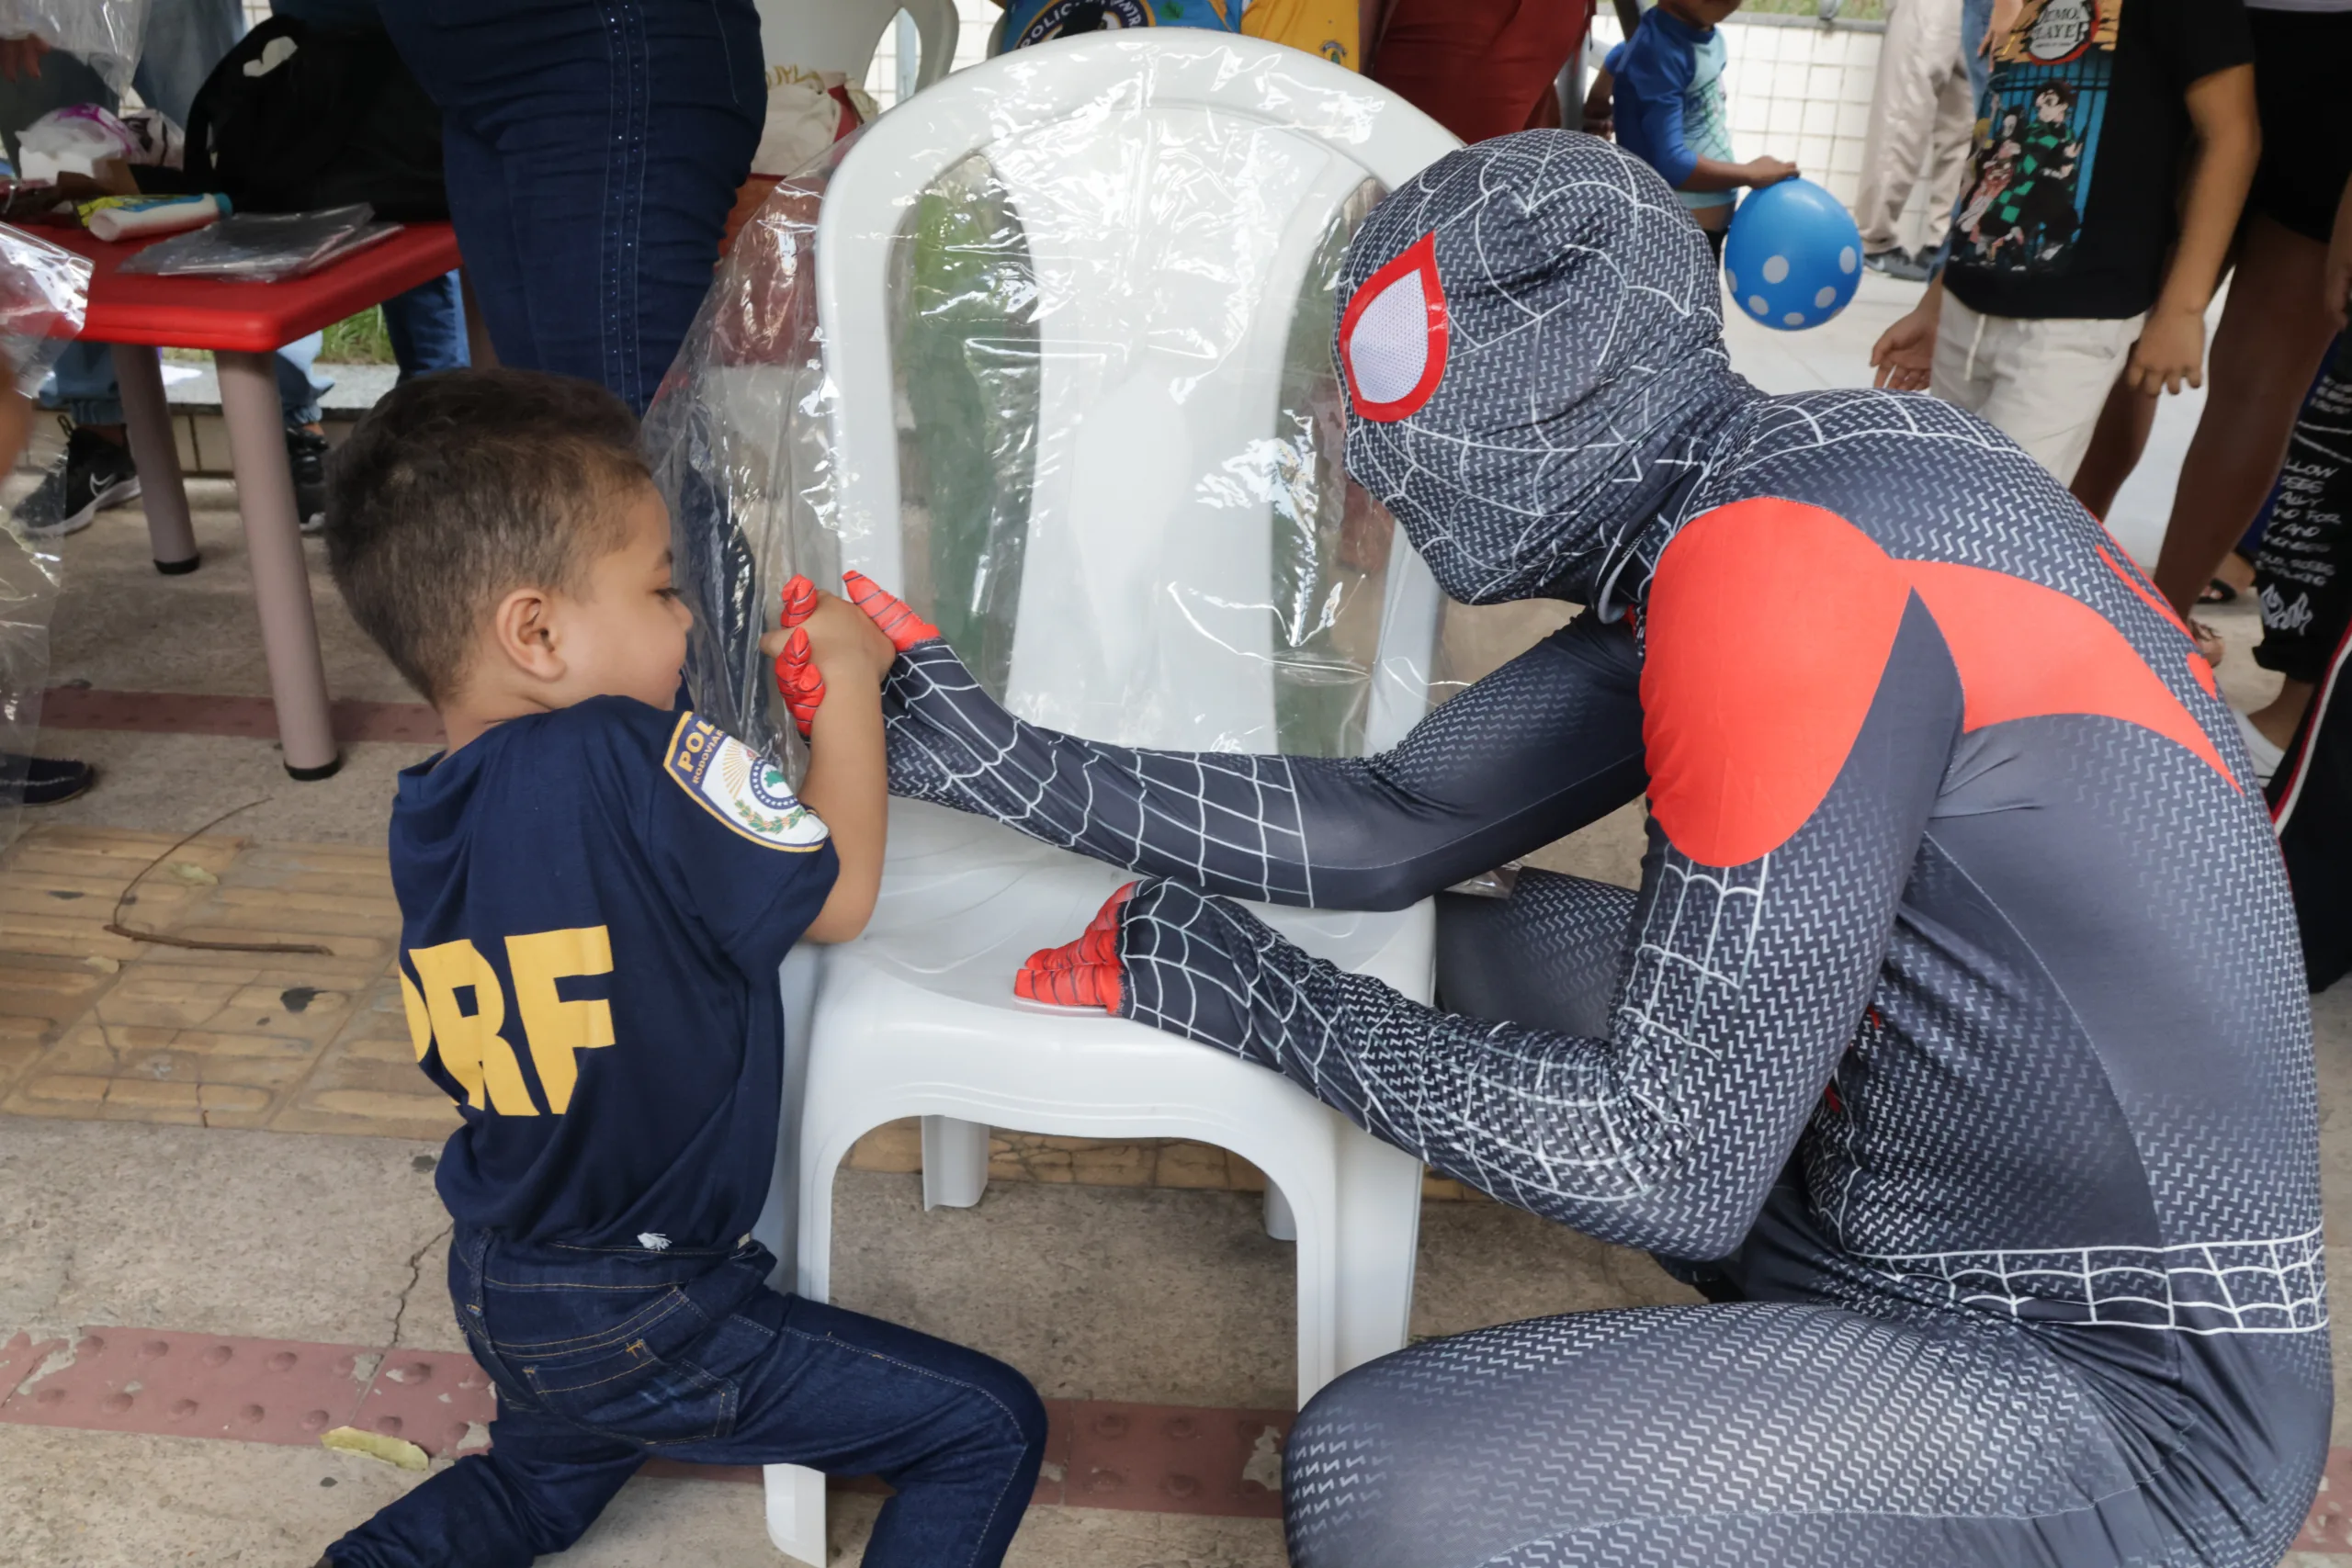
[13,423,141,539]
[1862,247,1932,283]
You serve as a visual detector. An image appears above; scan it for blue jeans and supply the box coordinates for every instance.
[380,0,763,413]
[1929,0,1996,275]
[325,1231,1046,1568]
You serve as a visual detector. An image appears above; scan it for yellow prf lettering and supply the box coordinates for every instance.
[504,926,616,1115]
[398,973,433,1062]
[409,940,538,1115]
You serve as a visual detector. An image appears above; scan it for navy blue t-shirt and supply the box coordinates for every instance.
[389,697,837,1248]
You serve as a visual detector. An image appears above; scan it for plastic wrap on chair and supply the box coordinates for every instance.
[0,0,148,95]
[646,40,1442,775]
[0,221,89,841]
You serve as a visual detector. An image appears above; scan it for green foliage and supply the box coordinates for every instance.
[318,306,394,365]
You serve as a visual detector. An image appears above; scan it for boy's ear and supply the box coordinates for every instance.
[489,584,567,684]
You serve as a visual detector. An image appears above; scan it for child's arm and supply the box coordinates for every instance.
[777,592,896,942]
[1619,50,1794,193]
[2127,63,2257,396]
[1582,64,1616,140]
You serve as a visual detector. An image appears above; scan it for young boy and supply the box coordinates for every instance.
[1868,0,2259,487]
[1584,0,1797,258]
[311,368,1046,1568]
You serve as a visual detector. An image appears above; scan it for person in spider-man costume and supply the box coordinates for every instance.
[820,132,2329,1566]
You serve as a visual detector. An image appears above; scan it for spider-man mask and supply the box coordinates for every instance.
[1335,131,1747,607]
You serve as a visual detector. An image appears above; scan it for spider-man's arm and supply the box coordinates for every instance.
[1018,507,1962,1256]
[879,609,1648,911]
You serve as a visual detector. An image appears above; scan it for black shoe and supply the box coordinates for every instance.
[288,425,331,535]
[1862,246,1931,283]
[12,421,140,539]
[1,755,95,806]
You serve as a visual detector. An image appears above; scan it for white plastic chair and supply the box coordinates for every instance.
[757,35,1457,1563]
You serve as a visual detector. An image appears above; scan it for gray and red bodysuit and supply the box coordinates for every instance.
[872,133,2331,1566]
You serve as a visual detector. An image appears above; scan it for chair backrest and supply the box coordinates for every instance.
[815,32,1455,755]
[755,0,958,91]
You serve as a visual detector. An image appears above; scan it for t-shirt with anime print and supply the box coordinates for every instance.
[1944,0,2250,321]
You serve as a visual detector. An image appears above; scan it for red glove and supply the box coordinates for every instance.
[773,575,825,737]
[1014,883,1134,1013]
[843,569,941,651]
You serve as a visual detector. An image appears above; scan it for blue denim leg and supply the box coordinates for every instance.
[379,0,763,412]
[51,342,125,426]
[273,333,332,426]
[324,1232,1045,1568]
[379,272,470,380]
[681,1292,1050,1568]
[1929,0,1999,275]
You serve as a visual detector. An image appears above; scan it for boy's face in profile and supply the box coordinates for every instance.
[545,483,695,712]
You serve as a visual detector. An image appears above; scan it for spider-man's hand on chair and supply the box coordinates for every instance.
[771,571,941,736]
[1015,882,1135,1013]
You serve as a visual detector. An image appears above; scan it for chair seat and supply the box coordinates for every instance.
[847,797,1432,1010]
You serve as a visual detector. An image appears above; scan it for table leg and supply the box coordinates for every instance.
[108,344,199,575]
[216,349,339,780]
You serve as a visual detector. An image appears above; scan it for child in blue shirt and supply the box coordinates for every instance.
[1586,0,1798,257]
[311,368,1045,1568]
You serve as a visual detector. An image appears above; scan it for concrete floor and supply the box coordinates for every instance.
[2,272,2340,1567]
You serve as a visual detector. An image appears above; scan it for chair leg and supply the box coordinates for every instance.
[763,1461,826,1567]
[1262,1181,1297,1241]
[922,1115,990,1210]
[1329,1122,1425,1383]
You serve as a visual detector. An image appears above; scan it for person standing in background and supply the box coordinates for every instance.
[1868,0,2259,492]
[380,1,765,416]
[1854,0,1973,281]
[2067,0,2352,638]
[0,0,338,536]
[1366,0,1592,143]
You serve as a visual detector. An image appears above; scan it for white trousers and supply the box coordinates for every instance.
[1931,295,2145,485]
[1854,0,1975,255]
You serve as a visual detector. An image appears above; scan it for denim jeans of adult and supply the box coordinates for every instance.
[324,1230,1047,1568]
[380,0,763,413]
[381,272,470,380]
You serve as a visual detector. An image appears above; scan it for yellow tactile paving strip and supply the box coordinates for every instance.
[0,826,1486,1200]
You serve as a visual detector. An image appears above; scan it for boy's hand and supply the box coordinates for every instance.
[1870,303,1938,391]
[1743,157,1798,188]
[2125,306,2204,396]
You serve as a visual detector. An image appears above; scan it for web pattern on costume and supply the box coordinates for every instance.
[1855,1230,2328,1333]
[882,640,1318,904]
[1333,127,1745,609]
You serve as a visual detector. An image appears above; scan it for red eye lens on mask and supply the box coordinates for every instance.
[1338,231,1449,423]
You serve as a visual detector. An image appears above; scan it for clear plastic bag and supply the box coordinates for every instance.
[1,219,91,397]
[0,221,88,840]
[119,203,389,282]
[0,0,148,96]
[647,35,1443,775]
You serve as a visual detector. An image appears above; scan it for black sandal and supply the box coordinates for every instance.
[2199,578,2238,605]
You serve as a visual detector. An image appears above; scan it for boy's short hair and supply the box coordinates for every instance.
[322,367,652,705]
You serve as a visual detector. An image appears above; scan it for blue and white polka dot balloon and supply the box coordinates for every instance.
[1721,177,1863,333]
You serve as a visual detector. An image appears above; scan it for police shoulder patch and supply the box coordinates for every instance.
[662,714,829,852]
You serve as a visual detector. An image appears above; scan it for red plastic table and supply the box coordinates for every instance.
[50,223,463,779]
